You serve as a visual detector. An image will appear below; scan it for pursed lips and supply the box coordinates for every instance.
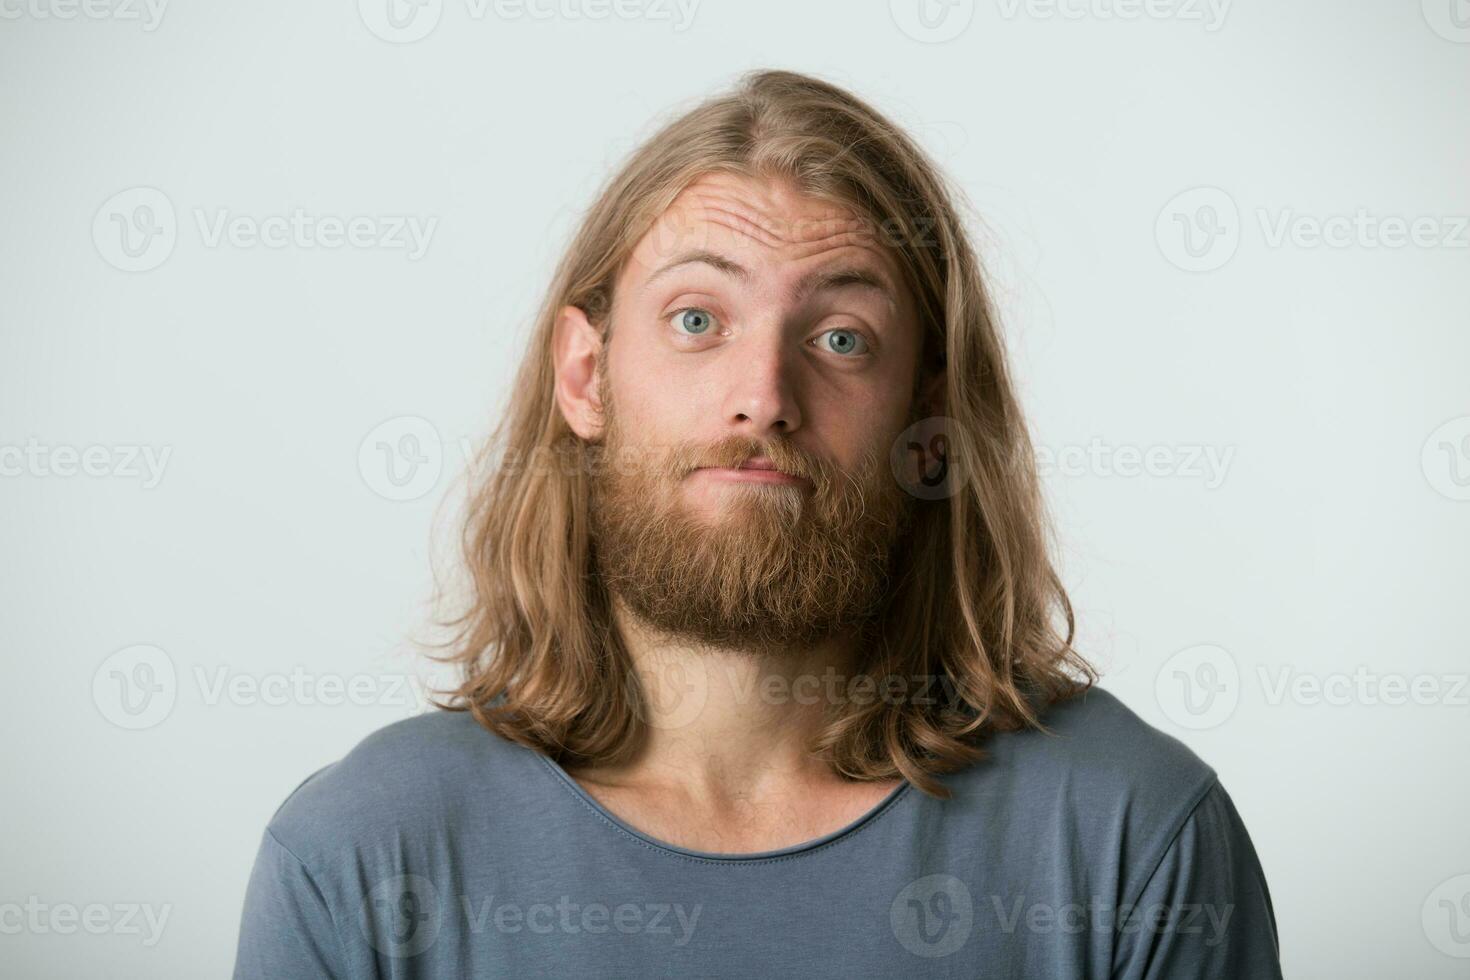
[691,456,809,485]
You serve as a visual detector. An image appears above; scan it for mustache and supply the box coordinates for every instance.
[666,436,819,482]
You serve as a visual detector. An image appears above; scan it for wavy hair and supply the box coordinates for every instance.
[426,68,1094,798]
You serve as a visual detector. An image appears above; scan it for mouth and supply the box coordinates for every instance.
[691,456,810,487]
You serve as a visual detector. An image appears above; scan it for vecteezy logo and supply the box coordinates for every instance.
[1155,187,1240,272]
[889,0,975,43]
[92,644,178,730]
[1422,0,1470,42]
[890,873,974,958]
[1423,873,1470,958]
[360,874,441,958]
[358,0,443,42]
[628,654,709,731]
[1155,643,1239,730]
[1421,416,1470,501]
[358,416,444,501]
[890,416,969,501]
[93,187,177,272]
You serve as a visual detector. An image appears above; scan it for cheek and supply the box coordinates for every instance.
[806,381,911,468]
[605,349,702,460]
[611,338,721,423]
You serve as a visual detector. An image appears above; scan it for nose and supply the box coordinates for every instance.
[720,333,802,436]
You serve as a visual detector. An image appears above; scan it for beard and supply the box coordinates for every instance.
[585,381,917,656]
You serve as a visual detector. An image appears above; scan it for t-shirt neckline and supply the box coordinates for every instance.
[536,752,913,863]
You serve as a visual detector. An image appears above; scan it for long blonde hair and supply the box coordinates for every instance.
[427,68,1094,798]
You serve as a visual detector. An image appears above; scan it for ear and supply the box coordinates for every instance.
[553,304,605,441]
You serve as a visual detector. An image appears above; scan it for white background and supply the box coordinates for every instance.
[2,1,1467,976]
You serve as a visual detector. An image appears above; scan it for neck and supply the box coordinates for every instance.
[592,595,865,802]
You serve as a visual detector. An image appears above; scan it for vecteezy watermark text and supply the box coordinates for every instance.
[357,0,701,43]
[1034,439,1235,488]
[358,876,701,958]
[1157,187,1470,272]
[995,0,1230,30]
[0,897,170,947]
[1155,643,1470,730]
[93,187,437,272]
[92,644,434,730]
[0,0,167,29]
[0,439,171,488]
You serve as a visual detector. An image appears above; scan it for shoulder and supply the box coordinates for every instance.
[990,683,1217,800]
[947,685,1221,870]
[999,681,1217,787]
[260,709,537,871]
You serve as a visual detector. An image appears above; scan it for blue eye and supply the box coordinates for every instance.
[671,308,716,335]
[815,328,868,356]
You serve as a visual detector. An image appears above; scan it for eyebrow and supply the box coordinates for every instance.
[644,249,897,311]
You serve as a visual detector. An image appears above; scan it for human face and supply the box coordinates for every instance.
[606,172,924,504]
[560,172,932,652]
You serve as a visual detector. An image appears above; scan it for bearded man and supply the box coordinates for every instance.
[234,69,1282,979]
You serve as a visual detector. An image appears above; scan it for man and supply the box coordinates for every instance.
[234,69,1282,977]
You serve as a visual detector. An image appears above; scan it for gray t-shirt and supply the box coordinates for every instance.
[232,686,1282,978]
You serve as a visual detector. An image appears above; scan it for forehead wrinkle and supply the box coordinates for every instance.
[651,180,908,318]
[697,207,898,281]
[780,228,883,261]
[697,203,788,251]
[673,182,788,246]
[683,180,870,247]
[646,237,902,320]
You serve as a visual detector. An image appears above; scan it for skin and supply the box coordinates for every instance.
[551,171,944,854]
